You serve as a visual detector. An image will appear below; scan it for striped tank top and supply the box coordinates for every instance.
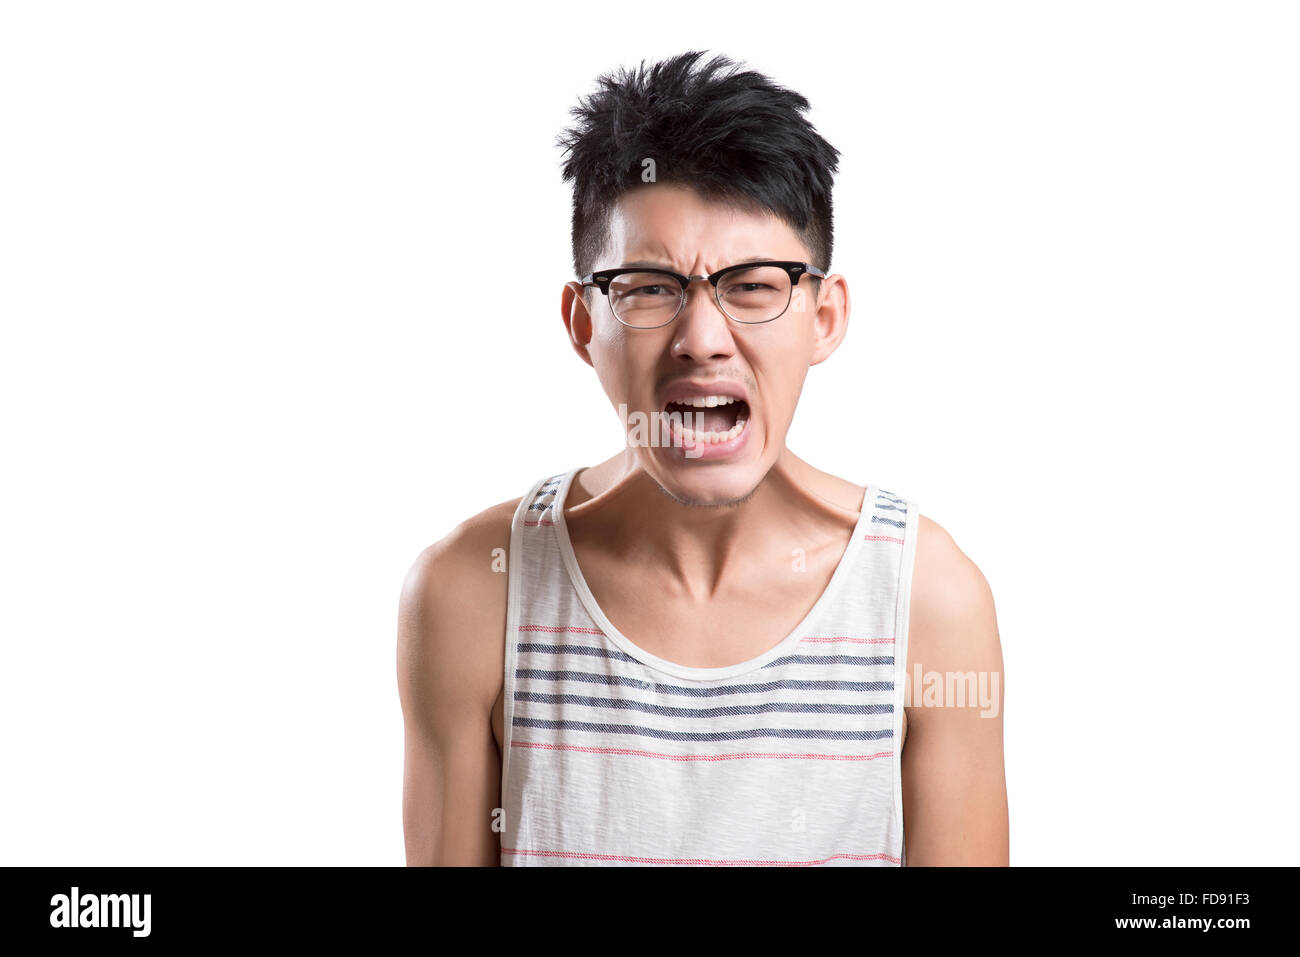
[500,467,920,866]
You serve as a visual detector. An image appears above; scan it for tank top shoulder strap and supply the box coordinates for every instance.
[505,466,576,642]
[862,484,920,866]
[810,482,920,865]
[501,468,582,826]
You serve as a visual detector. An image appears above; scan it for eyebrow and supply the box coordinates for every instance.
[617,256,778,271]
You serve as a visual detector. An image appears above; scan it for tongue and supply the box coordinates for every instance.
[698,408,735,432]
[680,405,738,433]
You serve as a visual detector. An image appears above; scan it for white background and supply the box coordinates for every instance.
[2,1,1296,865]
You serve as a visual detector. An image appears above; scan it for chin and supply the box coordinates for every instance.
[650,465,762,510]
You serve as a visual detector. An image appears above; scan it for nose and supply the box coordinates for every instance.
[669,280,736,362]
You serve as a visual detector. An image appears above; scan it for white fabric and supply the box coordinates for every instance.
[500,467,920,867]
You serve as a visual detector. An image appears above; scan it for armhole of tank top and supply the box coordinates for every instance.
[500,474,549,844]
[893,497,920,867]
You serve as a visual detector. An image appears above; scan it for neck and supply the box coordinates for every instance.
[562,447,865,598]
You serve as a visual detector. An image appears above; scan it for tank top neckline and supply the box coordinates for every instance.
[547,466,876,682]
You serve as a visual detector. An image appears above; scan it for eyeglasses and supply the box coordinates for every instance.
[579,260,827,329]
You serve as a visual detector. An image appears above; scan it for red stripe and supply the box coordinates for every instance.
[863,534,904,544]
[523,519,554,527]
[512,740,893,762]
[518,625,605,635]
[801,636,895,644]
[520,630,893,642]
[501,846,900,866]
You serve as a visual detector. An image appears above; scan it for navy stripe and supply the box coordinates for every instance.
[765,653,894,667]
[873,503,907,514]
[519,642,641,664]
[515,668,893,696]
[513,716,894,743]
[877,492,905,504]
[515,689,893,718]
[870,514,906,529]
[526,503,553,511]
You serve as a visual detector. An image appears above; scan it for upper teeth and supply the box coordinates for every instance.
[669,395,738,408]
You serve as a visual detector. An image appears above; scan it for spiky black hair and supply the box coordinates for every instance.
[556,51,841,282]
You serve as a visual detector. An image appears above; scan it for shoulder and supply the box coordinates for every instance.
[906,513,1002,676]
[396,496,524,705]
[400,496,522,606]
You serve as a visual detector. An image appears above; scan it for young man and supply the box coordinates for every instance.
[398,51,1008,866]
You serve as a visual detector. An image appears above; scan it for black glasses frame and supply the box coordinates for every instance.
[579,260,828,329]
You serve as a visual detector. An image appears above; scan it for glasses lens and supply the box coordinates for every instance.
[608,272,684,327]
[716,265,793,322]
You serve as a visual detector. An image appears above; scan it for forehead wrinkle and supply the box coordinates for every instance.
[617,255,781,271]
[608,188,803,272]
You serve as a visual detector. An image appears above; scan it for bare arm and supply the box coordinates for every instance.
[901,516,1009,866]
[396,503,515,866]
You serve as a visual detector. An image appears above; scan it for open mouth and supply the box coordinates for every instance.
[661,395,750,445]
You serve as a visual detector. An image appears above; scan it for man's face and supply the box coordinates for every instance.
[565,183,844,508]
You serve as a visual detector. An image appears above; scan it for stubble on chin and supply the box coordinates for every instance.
[652,476,761,510]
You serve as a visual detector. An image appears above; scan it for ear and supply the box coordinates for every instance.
[808,274,850,366]
[561,281,595,368]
